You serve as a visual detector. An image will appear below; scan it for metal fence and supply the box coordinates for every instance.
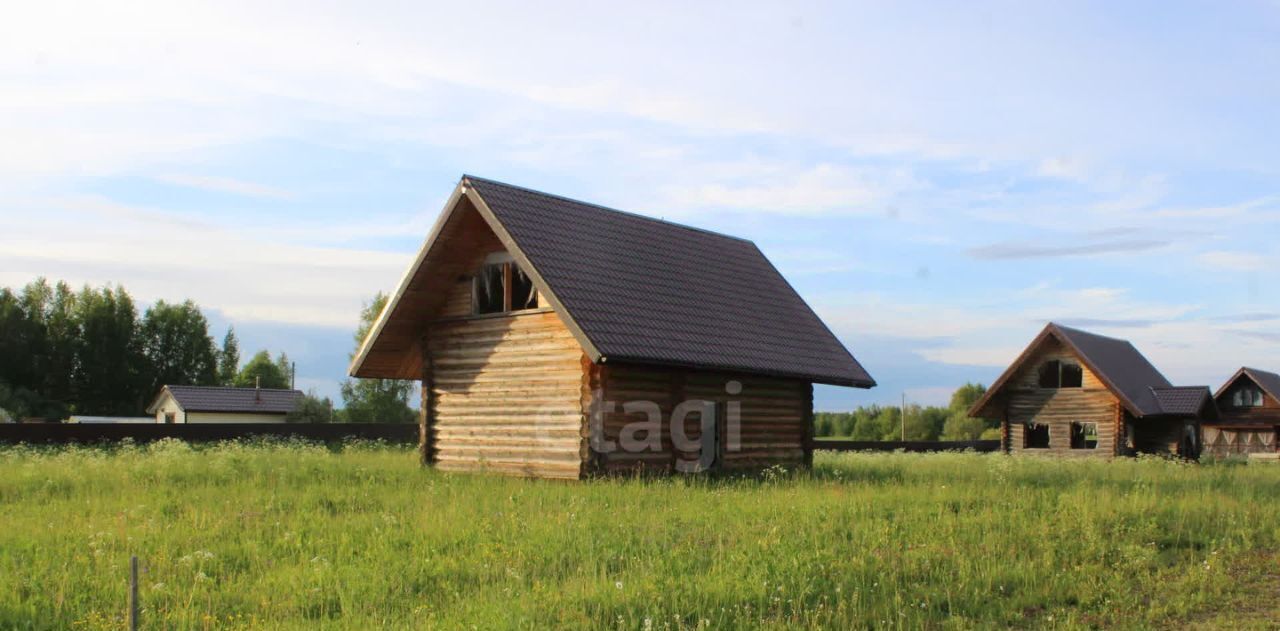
[0,423,419,445]
[815,439,1001,453]
[0,425,997,452]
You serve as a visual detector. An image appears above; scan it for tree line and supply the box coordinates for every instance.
[814,383,998,441]
[0,278,415,424]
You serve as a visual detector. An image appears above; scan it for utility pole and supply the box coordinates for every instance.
[129,556,139,631]
[901,392,907,441]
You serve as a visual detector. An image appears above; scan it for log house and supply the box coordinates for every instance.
[969,323,1213,458]
[1202,367,1280,457]
[349,175,875,479]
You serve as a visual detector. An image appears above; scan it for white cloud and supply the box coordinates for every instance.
[664,163,922,216]
[5,0,1270,190]
[815,284,1205,375]
[1197,251,1267,272]
[154,174,294,200]
[1036,156,1089,180]
[0,195,407,328]
[903,386,956,407]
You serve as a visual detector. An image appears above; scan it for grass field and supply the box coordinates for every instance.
[1,441,1277,630]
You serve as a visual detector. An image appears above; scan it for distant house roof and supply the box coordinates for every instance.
[1215,367,1280,404]
[146,386,303,415]
[350,175,875,388]
[970,323,1207,419]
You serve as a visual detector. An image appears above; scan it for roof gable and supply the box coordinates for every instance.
[970,323,1177,418]
[1215,367,1280,405]
[351,175,875,387]
[147,386,303,414]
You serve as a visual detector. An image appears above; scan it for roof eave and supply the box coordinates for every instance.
[347,180,471,378]
[1212,367,1250,400]
[603,355,874,388]
[967,324,1055,418]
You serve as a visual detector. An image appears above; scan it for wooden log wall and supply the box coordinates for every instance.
[425,311,587,480]
[590,364,809,474]
[437,227,502,319]
[1000,338,1121,457]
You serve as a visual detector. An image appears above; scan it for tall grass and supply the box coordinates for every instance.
[0,441,1276,629]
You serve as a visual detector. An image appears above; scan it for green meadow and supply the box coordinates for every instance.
[0,441,1276,630]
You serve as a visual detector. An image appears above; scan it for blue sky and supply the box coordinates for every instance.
[2,1,1278,409]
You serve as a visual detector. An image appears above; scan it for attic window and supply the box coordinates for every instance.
[1232,386,1264,408]
[1025,422,1050,449]
[1070,422,1098,449]
[1038,360,1083,389]
[473,253,539,315]
[1061,363,1083,388]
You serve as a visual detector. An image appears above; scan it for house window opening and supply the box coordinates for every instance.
[1070,422,1097,449]
[164,412,176,424]
[1025,422,1050,449]
[1039,360,1083,389]
[473,254,539,315]
[1232,386,1264,408]
[510,266,538,310]
[475,263,505,314]
[1038,361,1059,388]
[1060,363,1083,388]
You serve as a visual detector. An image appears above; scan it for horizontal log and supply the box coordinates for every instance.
[434,426,584,439]
[433,370,585,385]
[434,383,583,399]
[432,415,582,427]
[436,436,584,451]
[428,328,578,347]
[430,312,564,335]
[436,446,583,462]
[434,405,582,418]
[433,352,583,368]
[436,459,581,479]
[434,392,580,406]
[430,344,583,361]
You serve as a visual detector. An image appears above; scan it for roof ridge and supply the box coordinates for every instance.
[166,385,300,392]
[462,174,754,244]
[1243,366,1280,377]
[1050,322,1130,344]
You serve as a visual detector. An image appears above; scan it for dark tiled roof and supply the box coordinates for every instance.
[1151,386,1212,417]
[464,176,875,387]
[155,386,303,414]
[1052,324,1172,416]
